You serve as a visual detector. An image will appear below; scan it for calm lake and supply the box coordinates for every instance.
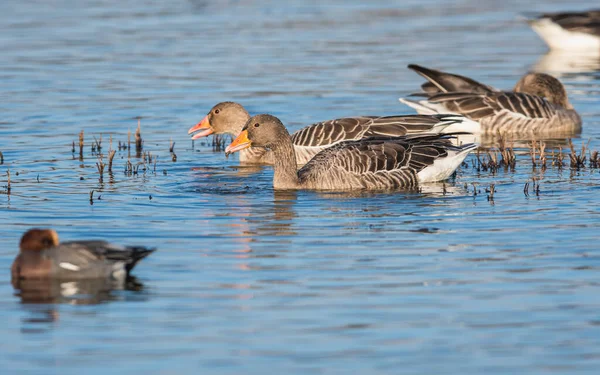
[1,0,600,374]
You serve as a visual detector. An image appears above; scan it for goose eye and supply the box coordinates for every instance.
[215,109,220,114]
[254,123,260,128]
[42,238,53,247]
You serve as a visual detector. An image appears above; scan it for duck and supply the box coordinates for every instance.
[188,101,479,165]
[11,228,155,280]
[526,9,600,52]
[224,114,477,191]
[399,64,581,134]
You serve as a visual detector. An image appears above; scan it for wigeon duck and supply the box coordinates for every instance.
[11,228,155,280]
[399,64,581,134]
[224,114,477,190]
[188,101,479,165]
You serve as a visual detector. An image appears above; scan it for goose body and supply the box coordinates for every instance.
[189,101,479,165]
[12,229,155,281]
[527,10,600,52]
[399,64,581,134]
[225,114,477,191]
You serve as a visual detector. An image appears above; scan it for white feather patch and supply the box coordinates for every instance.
[60,282,79,296]
[111,262,127,280]
[417,146,477,183]
[59,262,81,271]
[531,19,600,52]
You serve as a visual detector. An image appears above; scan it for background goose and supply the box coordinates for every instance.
[224,114,477,191]
[188,101,479,165]
[12,229,155,280]
[399,64,581,134]
[526,9,600,52]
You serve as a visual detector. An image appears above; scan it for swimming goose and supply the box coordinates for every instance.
[11,228,155,280]
[399,64,581,134]
[526,10,600,52]
[188,101,479,165]
[224,114,477,190]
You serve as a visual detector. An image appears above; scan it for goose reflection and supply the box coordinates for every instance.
[476,133,577,150]
[244,191,298,239]
[532,50,600,76]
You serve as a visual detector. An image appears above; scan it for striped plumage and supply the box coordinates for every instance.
[225,114,477,191]
[526,10,600,51]
[399,64,581,135]
[189,101,479,165]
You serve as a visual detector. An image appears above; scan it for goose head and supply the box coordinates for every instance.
[513,73,573,109]
[225,114,290,155]
[188,101,250,140]
[19,229,59,253]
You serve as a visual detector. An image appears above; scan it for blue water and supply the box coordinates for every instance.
[1,0,600,373]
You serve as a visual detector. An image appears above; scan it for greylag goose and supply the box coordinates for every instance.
[526,10,600,52]
[188,101,479,164]
[224,114,477,191]
[12,229,155,280]
[399,64,581,134]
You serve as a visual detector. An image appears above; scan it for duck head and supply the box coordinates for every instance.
[19,228,59,252]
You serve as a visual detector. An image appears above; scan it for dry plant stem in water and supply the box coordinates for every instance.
[135,119,143,154]
[487,183,495,201]
[96,156,105,182]
[93,134,102,152]
[79,130,84,156]
[497,134,515,169]
[590,150,599,168]
[108,150,116,172]
[552,147,565,169]
[569,138,588,169]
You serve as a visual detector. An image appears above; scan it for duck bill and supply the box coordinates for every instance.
[225,130,251,155]
[188,115,214,139]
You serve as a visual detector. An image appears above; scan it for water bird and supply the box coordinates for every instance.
[399,64,581,134]
[224,114,477,190]
[12,228,155,280]
[189,101,479,164]
[525,9,600,52]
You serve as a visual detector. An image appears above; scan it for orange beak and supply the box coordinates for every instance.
[188,115,214,140]
[225,130,251,155]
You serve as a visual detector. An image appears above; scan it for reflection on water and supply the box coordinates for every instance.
[12,277,146,305]
[532,50,600,76]
[13,277,148,335]
[477,133,577,151]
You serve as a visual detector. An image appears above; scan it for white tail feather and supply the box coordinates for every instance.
[399,98,440,115]
[431,116,481,134]
[417,143,477,183]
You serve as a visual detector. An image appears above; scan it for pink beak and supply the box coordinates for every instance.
[188,115,214,139]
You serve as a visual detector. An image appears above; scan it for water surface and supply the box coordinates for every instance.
[1,1,600,374]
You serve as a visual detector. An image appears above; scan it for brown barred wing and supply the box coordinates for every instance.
[290,117,376,147]
[290,115,458,149]
[427,91,559,120]
[408,64,497,95]
[297,134,454,189]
